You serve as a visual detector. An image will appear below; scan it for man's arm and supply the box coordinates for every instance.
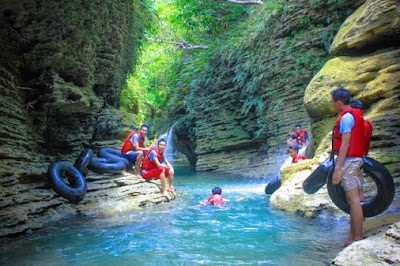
[332,132,350,185]
[131,135,149,152]
[164,158,175,174]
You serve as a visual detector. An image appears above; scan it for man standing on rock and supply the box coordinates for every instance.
[331,87,365,246]
[121,124,150,176]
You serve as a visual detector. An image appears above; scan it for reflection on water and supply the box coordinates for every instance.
[0,165,348,265]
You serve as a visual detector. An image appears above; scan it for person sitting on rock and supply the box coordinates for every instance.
[121,124,150,176]
[288,145,306,164]
[141,138,177,200]
[287,124,309,148]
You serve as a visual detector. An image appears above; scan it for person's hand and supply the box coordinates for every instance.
[236,197,245,202]
[332,167,342,185]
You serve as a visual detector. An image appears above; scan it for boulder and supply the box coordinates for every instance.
[332,222,400,265]
[330,0,400,56]
[304,48,400,121]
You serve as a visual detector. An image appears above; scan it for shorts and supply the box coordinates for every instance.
[340,157,364,192]
[122,151,141,164]
[141,167,169,180]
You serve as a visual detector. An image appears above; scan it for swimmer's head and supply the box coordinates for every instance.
[212,187,222,195]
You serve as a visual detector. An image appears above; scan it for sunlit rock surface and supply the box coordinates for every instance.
[330,0,400,56]
[332,222,400,265]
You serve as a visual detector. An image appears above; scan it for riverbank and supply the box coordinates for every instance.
[0,170,171,237]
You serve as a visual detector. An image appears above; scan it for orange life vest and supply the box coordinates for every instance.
[142,147,164,171]
[292,154,306,164]
[293,130,308,145]
[332,108,365,157]
[121,131,145,154]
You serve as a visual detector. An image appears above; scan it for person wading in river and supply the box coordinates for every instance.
[331,87,365,246]
[141,139,177,200]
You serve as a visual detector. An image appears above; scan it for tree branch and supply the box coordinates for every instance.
[149,38,209,50]
[227,0,264,4]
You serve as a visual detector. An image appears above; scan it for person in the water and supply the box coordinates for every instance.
[200,187,244,206]
[141,138,177,200]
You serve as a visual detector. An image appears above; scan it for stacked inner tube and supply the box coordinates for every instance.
[88,147,129,174]
[303,156,395,217]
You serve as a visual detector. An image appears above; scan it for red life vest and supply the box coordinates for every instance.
[332,108,365,157]
[293,130,307,145]
[142,147,164,171]
[121,131,145,154]
[207,194,224,205]
[292,154,306,164]
[364,119,373,155]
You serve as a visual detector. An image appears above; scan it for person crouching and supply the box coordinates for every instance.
[141,139,177,200]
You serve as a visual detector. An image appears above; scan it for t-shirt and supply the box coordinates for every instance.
[129,134,140,147]
[340,113,355,134]
[148,150,164,164]
[340,112,356,160]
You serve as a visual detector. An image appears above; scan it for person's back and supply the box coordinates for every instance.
[349,99,373,155]
[207,187,224,206]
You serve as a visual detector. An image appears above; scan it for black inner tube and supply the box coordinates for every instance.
[327,157,394,217]
[47,161,87,203]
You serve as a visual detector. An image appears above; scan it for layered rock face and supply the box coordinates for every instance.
[0,1,147,236]
[181,1,363,177]
[271,0,400,218]
[271,1,400,261]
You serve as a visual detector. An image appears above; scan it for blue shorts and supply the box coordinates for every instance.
[122,151,141,164]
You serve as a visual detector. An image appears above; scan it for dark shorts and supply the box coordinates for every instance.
[122,151,141,164]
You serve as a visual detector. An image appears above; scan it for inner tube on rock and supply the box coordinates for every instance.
[88,157,127,173]
[47,161,87,202]
[265,175,281,195]
[327,157,395,218]
[74,148,93,174]
[98,147,130,167]
[302,158,332,194]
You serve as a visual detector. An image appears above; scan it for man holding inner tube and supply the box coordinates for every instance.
[121,124,150,176]
[331,87,365,246]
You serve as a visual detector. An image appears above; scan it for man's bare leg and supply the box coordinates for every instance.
[159,170,171,200]
[134,152,143,176]
[167,173,177,198]
[342,188,363,247]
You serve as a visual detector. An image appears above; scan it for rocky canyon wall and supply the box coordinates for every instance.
[271,0,400,218]
[178,0,364,177]
[0,0,150,236]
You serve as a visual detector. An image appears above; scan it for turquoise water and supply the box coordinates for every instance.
[0,165,348,265]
